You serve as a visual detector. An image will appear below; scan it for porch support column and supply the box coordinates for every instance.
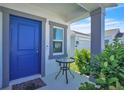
[90,7,105,56]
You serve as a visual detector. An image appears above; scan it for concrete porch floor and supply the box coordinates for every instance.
[38,72,90,90]
[3,72,91,90]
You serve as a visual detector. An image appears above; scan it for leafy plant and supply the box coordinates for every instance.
[75,49,91,75]
[91,38,124,89]
[79,82,96,90]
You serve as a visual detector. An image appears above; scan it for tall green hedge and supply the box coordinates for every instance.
[91,38,124,89]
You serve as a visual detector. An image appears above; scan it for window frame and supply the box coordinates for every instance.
[49,21,68,59]
[53,26,64,55]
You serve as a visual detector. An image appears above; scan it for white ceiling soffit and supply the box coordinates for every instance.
[31,3,117,23]
[71,3,118,23]
[77,3,117,12]
[32,3,88,23]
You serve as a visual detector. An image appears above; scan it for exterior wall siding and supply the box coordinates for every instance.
[45,20,60,76]
[0,11,3,88]
[45,20,70,76]
[70,33,91,57]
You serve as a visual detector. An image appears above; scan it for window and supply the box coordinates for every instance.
[53,26,64,54]
[49,21,68,59]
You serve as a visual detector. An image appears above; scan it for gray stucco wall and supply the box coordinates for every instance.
[0,11,2,88]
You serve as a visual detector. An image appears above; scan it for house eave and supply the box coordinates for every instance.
[0,3,118,24]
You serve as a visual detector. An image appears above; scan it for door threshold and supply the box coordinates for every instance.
[9,74,41,86]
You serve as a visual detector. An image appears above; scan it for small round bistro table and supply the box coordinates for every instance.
[55,58,75,84]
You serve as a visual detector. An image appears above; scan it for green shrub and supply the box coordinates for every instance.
[70,62,79,73]
[79,82,96,90]
[75,49,90,75]
[92,38,124,89]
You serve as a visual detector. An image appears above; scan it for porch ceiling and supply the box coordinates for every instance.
[32,3,117,23]
[0,3,117,23]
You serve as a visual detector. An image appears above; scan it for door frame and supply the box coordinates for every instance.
[0,6,46,88]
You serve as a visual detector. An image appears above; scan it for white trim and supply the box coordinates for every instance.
[76,3,90,12]
[9,74,41,85]
[53,40,63,42]
[53,26,64,30]
[3,74,41,89]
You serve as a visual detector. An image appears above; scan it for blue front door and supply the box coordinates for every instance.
[10,15,41,80]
